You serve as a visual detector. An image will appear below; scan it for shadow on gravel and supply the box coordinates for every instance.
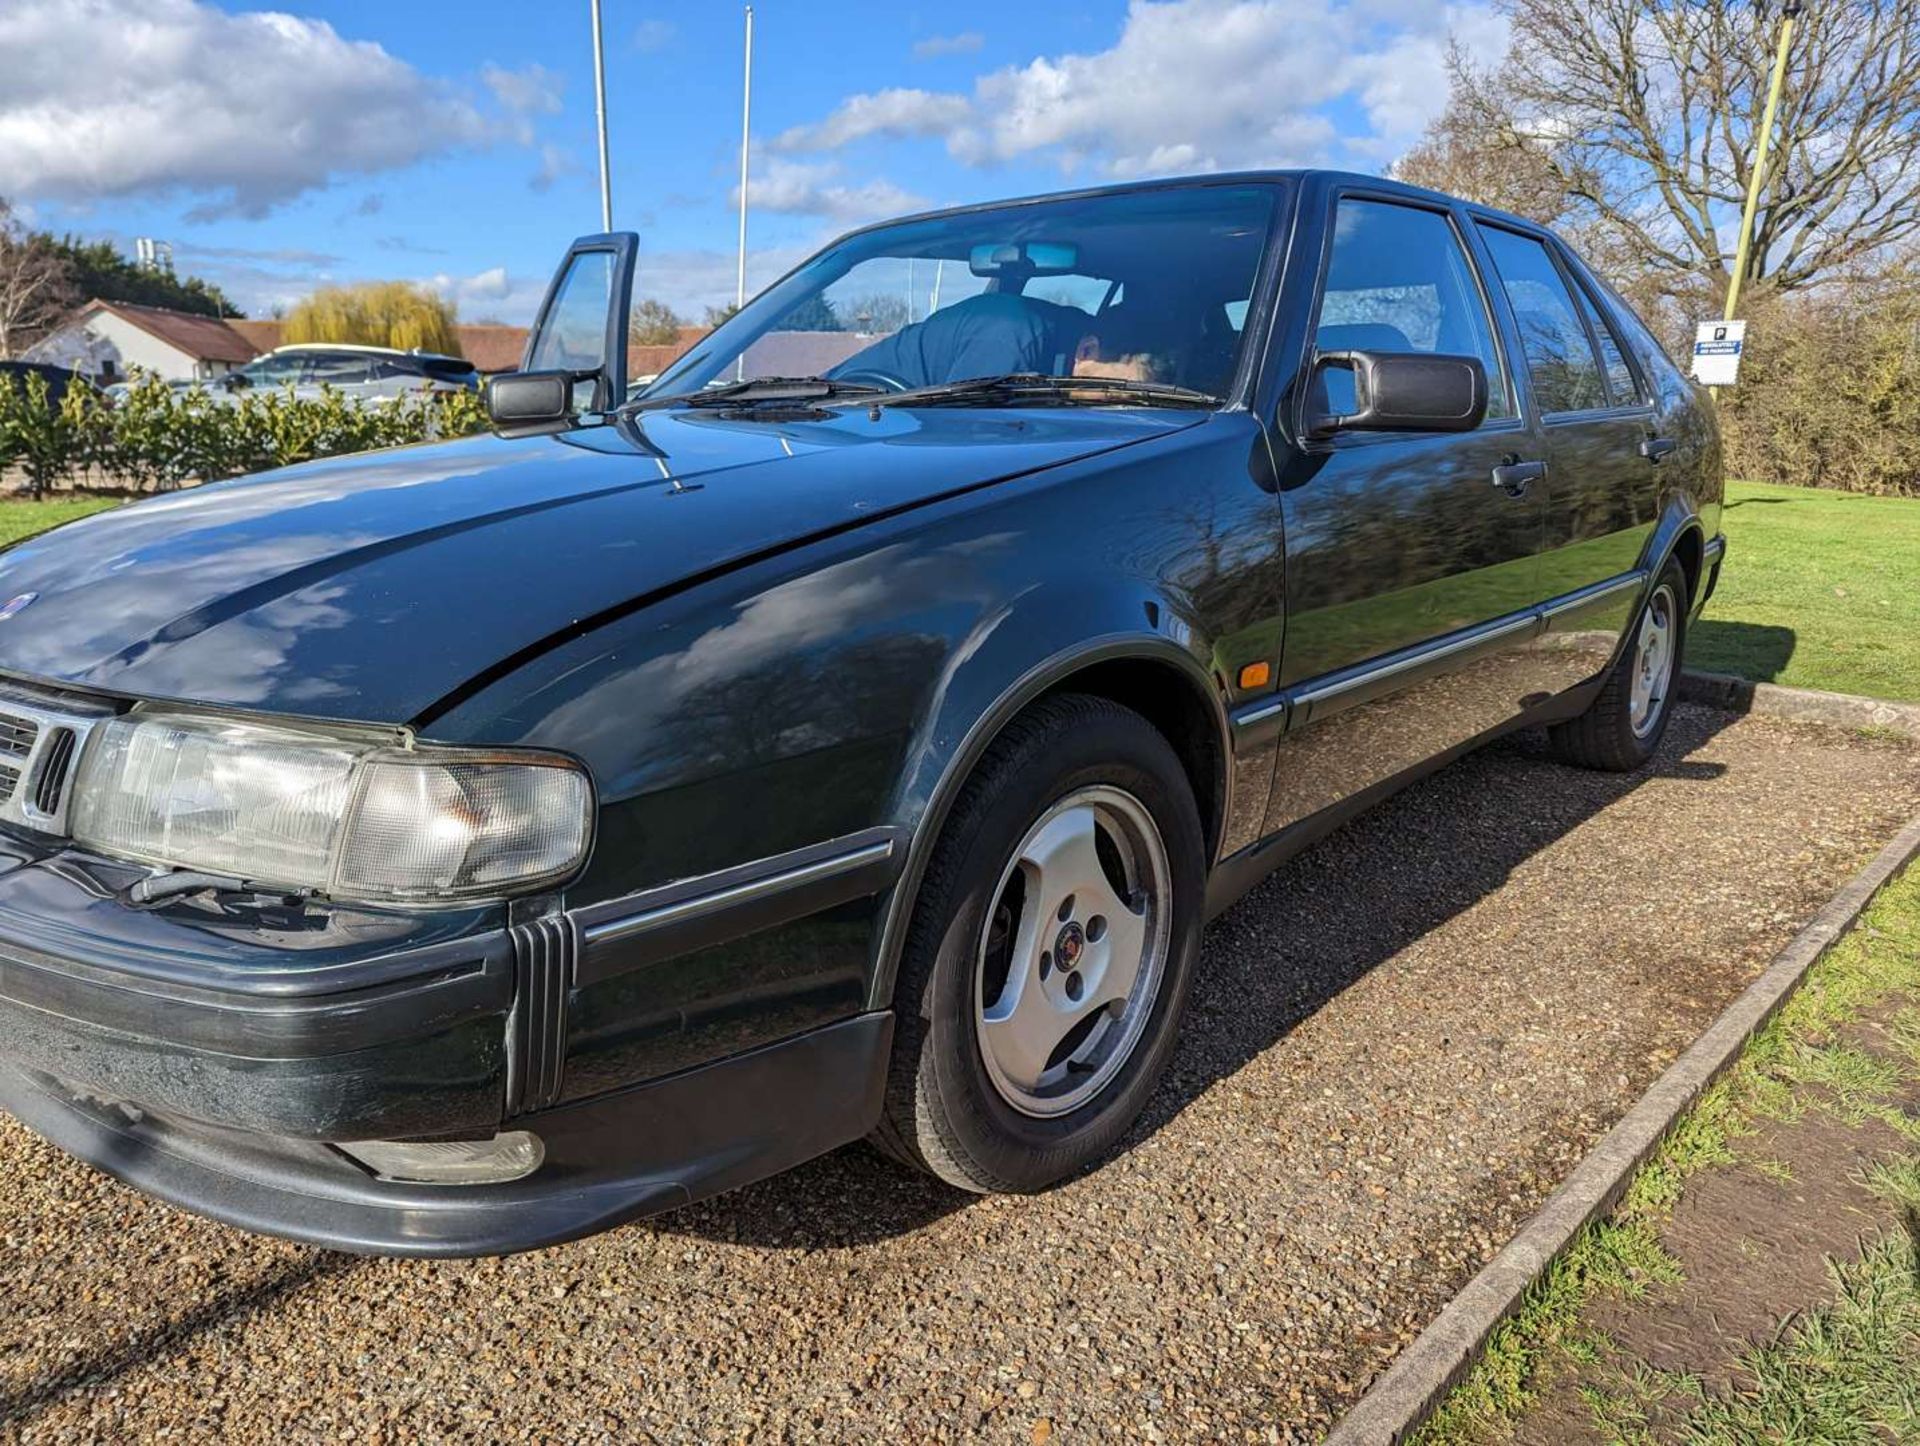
[0,1251,357,1426]
[652,705,1740,1252]
[1128,706,1733,1142]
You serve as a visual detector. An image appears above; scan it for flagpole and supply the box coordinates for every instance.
[1724,1,1801,322]
[736,5,754,312]
[590,0,612,231]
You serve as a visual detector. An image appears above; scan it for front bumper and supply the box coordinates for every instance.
[0,1011,891,1256]
[0,836,893,1255]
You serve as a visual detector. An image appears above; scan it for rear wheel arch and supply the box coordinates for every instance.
[1669,525,1704,608]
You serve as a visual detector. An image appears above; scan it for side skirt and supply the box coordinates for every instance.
[1202,677,1603,921]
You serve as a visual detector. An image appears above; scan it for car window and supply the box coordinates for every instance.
[1021,273,1118,315]
[1475,226,1608,414]
[529,249,616,373]
[244,355,304,386]
[1314,198,1514,421]
[1571,279,1640,407]
[304,353,372,386]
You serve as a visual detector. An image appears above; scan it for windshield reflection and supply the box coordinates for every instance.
[644,183,1282,406]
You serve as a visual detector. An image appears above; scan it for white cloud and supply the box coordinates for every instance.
[783,0,1503,178]
[529,143,578,194]
[632,18,676,53]
[630,243,817,319]
[736,160,928,224]
[0,0,509,217]
[913,31,985,60]
[449,266,512,302]
[425,265,549,325]
[774,89,973,153]
[482,62,565,118]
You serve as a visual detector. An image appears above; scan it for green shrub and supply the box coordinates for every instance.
[0,369,493,495]
[1718,267,1920,497]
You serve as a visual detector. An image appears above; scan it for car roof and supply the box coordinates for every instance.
[263,343,472,365]
[830,168,1552,244]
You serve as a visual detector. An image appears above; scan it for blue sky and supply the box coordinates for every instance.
[0,0,1505,324]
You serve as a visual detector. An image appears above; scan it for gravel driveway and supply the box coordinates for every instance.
[4,705,1918,1444]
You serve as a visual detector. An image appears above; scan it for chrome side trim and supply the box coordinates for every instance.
[1539,570,1646,622]
[580,833,898,948]
[1292,612,1538,710]
[1703,535,1726,563]
[1233,697,1288,730]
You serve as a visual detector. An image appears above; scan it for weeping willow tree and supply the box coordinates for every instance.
[283,282,462,355]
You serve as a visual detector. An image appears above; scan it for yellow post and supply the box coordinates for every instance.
[1725,2,1802,321]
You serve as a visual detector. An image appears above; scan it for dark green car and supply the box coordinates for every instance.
[0,172,1722,1254]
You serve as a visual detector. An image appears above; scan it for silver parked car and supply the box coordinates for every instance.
[110,344,479,406]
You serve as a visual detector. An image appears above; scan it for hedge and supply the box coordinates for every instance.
[1716,276,1920,498]
[0,370,491,497]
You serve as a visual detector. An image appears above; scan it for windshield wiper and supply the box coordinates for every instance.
[627,375,886,412]
[865,373,1221,411]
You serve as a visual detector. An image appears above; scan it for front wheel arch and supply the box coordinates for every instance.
[869,635,1230,1012]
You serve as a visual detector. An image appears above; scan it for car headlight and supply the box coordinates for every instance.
[69,711,592,905]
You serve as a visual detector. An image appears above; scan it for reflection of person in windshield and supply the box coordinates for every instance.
[828,291,1167,390]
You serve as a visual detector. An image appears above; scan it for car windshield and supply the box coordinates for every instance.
[642,182,1282,407]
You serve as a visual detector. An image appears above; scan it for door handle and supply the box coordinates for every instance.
[1491,457,1546,497]
[1640,436,1677,463]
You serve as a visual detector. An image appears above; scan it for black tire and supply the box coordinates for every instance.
[1550,557,1689,771]
[872,693,1205,1193]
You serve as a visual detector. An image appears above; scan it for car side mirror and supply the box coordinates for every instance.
[487,370,578,437]
[1307,350,1488,439]
[518,231,639,418]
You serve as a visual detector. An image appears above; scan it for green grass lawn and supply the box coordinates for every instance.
[1693,481,1920,703]
[0,496,123,550]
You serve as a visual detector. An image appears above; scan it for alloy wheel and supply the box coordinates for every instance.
[1629,582,1678,738]
[974,785,1172,1119]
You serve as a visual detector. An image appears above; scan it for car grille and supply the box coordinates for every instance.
[0,684,115,835]
[32,727,76,817]
[0,713,38,760]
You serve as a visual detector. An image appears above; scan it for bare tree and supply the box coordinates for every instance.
[1393,44,1572,225]
[0,199,78,359]
[628,297,685,347]
[1400,1,1920,310]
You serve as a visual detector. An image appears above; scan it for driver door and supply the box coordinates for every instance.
[1263,189,1548,834]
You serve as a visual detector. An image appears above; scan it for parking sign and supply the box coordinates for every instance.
[1692,320,1746,386]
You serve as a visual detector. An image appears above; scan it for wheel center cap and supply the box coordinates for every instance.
[1054,920,1086,970]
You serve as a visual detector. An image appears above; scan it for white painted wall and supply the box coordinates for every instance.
[23,313,236,382]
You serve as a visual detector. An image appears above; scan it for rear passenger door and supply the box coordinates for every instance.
[1263,190,1550,836]
[1473,224,1659,670]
